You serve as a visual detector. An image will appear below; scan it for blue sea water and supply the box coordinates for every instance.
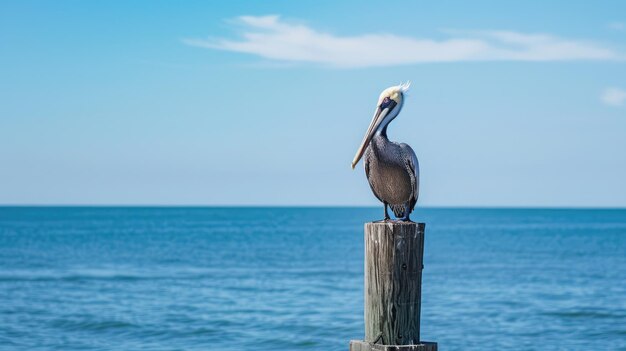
[1,207,625,351]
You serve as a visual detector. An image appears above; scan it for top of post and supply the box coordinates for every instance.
[366,221,425,231]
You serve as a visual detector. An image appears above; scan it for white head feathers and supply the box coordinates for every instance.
[379,81,411,104]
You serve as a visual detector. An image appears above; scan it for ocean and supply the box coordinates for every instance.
[1,207,625,351]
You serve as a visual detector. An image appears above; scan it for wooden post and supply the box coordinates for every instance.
[350,222,437,351]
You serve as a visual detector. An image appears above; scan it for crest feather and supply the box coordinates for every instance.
[399,81,411,93]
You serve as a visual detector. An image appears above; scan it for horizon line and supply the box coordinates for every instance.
[1,204,626,210]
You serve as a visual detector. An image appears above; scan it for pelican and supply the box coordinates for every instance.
[351,82,419,222]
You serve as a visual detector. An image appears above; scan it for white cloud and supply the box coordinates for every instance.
[183,15,625,67]
[601,88,626,107]
[608,22,625,31]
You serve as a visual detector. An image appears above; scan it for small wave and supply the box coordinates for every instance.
[0,268,212,282]
[0,273,154,282]
[543,309,626,320]
[295,340,319,347]
[181,327,220,337]
[50,318,138,332]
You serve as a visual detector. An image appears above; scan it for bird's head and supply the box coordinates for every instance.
[351,82,410,169]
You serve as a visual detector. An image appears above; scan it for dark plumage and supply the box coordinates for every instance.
[364,132,419,221]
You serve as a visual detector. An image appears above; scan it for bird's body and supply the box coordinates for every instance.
[365,134,419,219]
[351,82,419,221]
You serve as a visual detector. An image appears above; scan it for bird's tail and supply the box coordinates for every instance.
[390,204,405,218]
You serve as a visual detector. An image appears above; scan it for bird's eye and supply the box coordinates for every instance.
[381,97,391,107]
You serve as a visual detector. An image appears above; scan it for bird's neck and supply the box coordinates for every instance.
[375,102,401,139]
[376,124,389,139]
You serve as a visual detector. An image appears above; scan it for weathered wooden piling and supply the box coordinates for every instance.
[350,221,437,351]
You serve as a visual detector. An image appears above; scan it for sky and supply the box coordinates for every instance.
[1,0,625,207]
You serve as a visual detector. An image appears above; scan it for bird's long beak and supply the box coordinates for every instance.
[351,107,389,169]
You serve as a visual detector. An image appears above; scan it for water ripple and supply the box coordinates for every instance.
[1,207,626,351]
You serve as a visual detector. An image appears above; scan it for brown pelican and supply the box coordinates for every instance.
[351,83,419,222]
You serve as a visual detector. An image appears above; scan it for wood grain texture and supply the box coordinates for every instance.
[364,222,425,346]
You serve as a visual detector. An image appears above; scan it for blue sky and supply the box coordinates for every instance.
[1,1,625,206]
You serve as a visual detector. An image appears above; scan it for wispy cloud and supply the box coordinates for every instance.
[183,15,625,68]
[601,88,626,107]
[608,22,625,31]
